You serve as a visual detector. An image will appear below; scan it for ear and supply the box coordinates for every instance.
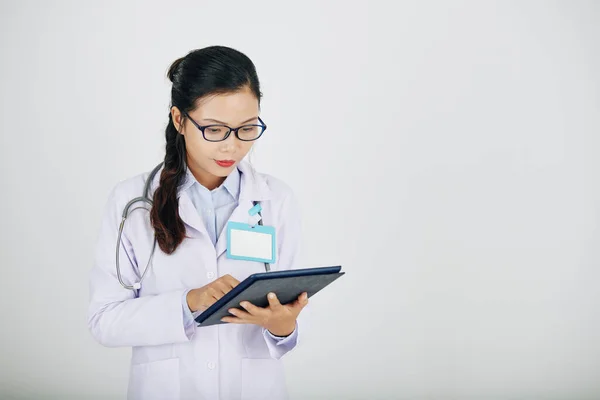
[171,106,184,134]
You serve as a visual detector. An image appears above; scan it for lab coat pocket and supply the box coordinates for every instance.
[128,358,180,400]
[241,358,288,400]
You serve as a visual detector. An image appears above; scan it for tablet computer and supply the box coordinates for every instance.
[194,265,344,327]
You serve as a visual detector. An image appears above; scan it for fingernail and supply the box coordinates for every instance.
[268,293,275,299]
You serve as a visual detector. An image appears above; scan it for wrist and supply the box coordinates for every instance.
[268,322,296,337]
[186,289,197,313]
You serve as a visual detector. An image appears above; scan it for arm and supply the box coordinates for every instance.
[87,185,194,348]
[260,189,310,359]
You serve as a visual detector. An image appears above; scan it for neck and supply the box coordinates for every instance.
[188,162,225,191]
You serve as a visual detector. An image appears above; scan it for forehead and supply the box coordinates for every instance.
[193,88,259,125]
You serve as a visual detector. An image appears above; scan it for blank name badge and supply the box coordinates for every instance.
[226,221,276,263]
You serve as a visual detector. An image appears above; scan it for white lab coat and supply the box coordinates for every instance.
[87,161,305,400]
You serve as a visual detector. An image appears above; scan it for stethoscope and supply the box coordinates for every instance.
[116,162,270,291]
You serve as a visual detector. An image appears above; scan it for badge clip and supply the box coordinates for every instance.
[248,203,262,227]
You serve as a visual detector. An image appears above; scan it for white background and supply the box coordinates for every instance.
[1,1,599,398]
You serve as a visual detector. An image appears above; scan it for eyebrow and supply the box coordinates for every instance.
[202,117,259,125]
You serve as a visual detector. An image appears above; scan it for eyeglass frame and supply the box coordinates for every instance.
[182,111,267,142]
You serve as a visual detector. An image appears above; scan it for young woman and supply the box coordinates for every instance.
[88,45,308,400]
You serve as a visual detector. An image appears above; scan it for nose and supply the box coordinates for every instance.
[218,131,237,153]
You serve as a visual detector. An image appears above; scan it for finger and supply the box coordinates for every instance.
[220,316,251,324]
[221,274,241,288]
[212,281,233,295]
[291,292,309,311]
[226,307,253,320]
[239,301,266,316]
[207,287,225,301]
[267,292,283,310]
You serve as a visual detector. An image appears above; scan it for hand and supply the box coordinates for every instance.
[221,292,309,337]
[186,274,240,313]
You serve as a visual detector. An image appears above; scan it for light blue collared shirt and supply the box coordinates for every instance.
[187,164,241,246]
[180,166,297,344]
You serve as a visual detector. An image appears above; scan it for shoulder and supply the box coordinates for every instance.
[113,172,149,198]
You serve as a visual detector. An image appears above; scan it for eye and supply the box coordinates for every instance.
[208,127,226,133]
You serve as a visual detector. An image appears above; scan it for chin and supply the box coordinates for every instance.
[209,162,237,176]
[213,170,230,177]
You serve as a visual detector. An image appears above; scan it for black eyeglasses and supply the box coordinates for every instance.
[183,111,267,142]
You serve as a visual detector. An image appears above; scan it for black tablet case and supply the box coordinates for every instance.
[194,266,344,327]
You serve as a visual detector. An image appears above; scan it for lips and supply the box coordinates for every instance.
[215,160,235,168]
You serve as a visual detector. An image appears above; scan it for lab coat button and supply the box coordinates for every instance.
[207,272,215,279]
[207,362,216,370]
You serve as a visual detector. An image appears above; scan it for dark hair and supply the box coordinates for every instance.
[150,46,262,254]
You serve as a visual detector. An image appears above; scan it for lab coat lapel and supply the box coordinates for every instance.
[178,191,207,239]
[214,199,256,259]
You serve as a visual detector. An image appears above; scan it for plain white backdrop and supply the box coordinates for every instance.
[1,0,599,398]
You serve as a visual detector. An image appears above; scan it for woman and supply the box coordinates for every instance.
[88,45,308,400]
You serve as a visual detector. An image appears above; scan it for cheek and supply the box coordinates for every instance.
[237,142,254,156]
[185,134,213,160]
